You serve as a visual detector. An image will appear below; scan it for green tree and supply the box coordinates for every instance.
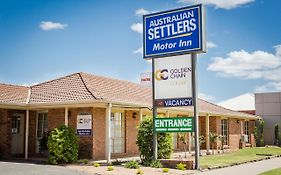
[274,124,279,146]
[136,117,173,165]
[254,120,265,147]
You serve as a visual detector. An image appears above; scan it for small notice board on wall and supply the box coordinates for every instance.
[77,114,92,136]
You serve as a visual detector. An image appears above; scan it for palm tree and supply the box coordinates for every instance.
[199,135,205,156]
[218,135,226,153]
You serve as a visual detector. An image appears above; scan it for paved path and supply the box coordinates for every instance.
[0,161,90,175]
[195,157,281,175]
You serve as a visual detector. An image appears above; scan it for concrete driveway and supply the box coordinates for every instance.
[0,161,90,175]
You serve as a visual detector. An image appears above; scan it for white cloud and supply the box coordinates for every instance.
[255,82,281,93]
[208,45,281,93]
[39,21,67,31]
[208,45,281,79]
[131,23,143,34]
[178,0,255,9]
[135,8,150,16]
[199,92,216,102]
[207,41,217,49]
[133,47,143,54]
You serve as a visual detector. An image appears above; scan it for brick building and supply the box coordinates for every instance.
[0,72,258,161]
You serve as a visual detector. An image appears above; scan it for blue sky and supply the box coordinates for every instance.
[0,0,280,103]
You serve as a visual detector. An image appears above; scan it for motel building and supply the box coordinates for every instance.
[0,72,259,161]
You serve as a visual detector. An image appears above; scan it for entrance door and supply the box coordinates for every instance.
[11,114,24,155]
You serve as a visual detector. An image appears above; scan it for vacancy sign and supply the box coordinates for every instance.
[155,117,194,132]
[143,4,206,59]
[154,55,192,107]
[77,115,92,136]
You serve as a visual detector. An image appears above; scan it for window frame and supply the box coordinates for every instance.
[110,111,126,153]
[221,119,228,145]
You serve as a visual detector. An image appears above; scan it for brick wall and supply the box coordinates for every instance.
[249,120,256,146]
[0,109,10,157]
[125,110,140,155]
[228,118,241,149]
[92,107,106,160]
[28,111,36,156]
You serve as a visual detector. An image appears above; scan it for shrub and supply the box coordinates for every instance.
[77,159,88,165]
[176,163,186,171]
[162,168,169,173]
[47,125,79,165]
[274,124,279,146]
[136,117,173,165]
[136,169,144,174]
[39,130,50,152]
[149,160,163,168]
[92,162,100,167]
[254,120,265,147]
[125,160,140,169]
[107,166,114,171]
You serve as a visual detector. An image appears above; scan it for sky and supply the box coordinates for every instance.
[0,0,281,103]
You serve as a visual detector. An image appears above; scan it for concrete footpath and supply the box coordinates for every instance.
[195,157,281,175]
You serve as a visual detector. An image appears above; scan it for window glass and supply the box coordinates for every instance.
[244,121,249,143]
[221,119,228,145]
[37,112,48,138]
[110,112,125,153]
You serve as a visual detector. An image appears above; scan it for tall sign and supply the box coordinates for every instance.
[143,4,206,59]
[143,4,205,170]
[154,55,192,107]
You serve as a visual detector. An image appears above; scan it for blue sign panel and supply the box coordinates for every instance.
[143,4,205,59]
[155,97,193,107]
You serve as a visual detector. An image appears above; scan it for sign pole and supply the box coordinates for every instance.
[191,53,200,169]
[152,58,158,160]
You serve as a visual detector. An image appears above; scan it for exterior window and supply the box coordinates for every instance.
[244,121,249,143]
[221,119,228,145]
[36,112,48,138]
[11,116,21,134]
[110,112,125,153]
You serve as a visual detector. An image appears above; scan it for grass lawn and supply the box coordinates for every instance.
[199,147,281,169]
[259,168,281,175]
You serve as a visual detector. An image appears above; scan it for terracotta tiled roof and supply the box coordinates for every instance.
[0,72,257,119]
[0,83,29,104]
[80,72,151,106]
[29,73,96,103]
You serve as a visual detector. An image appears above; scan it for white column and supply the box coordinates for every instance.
[106,103,112,164]
[206,114,210,153]
[139,108,143,124]
[65,107,68,126]
[25,109,29,159]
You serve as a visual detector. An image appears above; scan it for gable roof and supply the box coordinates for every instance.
[0,72,257,119]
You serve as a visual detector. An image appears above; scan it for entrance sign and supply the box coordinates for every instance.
[143,4,205,59]
[154,55,192,107]
[77,115,92,136]
[155,117,194,132]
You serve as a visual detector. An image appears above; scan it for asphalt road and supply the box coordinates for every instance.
[196,157,281,175]
[0,161,90,175]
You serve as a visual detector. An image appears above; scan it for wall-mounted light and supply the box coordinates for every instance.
[133,112,137,119]
[68,111,71,118]
[237,120,239,124]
